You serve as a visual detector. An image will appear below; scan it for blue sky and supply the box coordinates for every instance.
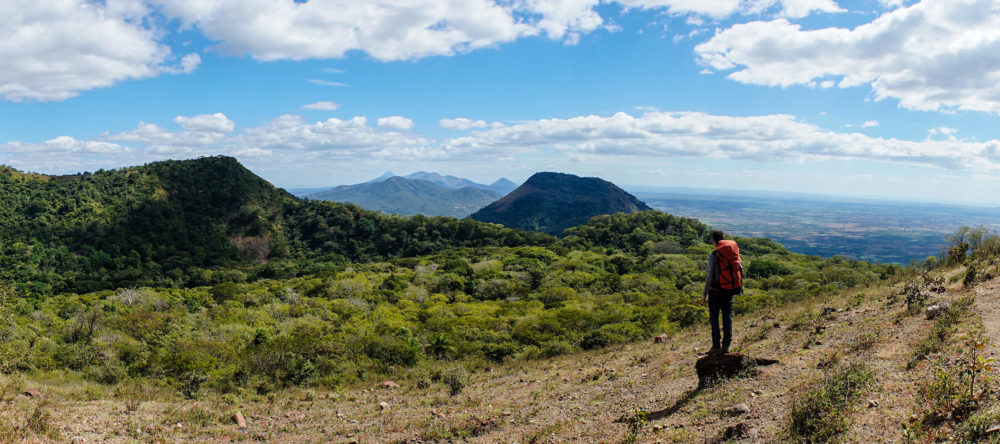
[3,0,1000,205]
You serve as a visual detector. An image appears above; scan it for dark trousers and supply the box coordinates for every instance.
[708,289,734,351]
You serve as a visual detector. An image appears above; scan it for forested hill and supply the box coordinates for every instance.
[0,157,551,295]
[469,172,652,235]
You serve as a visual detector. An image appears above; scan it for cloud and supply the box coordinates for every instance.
[929,127,957,135]
[778,0,843,18]
[377,116,416,131]
[439,111,1000,171]
[440,118,489,130]
[0,0,198,102]
[12,108,1000,178]
[696,0,1000,114]
[302,101,341,111]
[174,113,236,133]
[862,120,879,128]
[146,0,840,64]
[307,79,352,87]
[236,115,433,159]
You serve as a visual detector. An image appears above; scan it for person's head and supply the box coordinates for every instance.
[711,230,725,246]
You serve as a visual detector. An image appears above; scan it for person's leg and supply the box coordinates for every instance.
[708,291,721,351]
[721,292,734,352]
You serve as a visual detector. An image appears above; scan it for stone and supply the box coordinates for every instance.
[22,389,42,399]
[723,403,751,416]
[695,353,779,388]
[723,423,750,440]
[868,399,880,408]
[380,381,401,390]
[379,401,390,411]
[231,412,247,428]
[654,334,669,344]
[985,424,1000,434]
[70,436,85,444]
[926,302,951,320]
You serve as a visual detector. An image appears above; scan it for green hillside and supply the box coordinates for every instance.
[469,172,652,235]
[308,176,501,218]
[0,157,550,295]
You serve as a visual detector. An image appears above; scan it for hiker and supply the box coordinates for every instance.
[702,230,743,356]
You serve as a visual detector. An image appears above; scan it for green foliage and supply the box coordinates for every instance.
[964,264,979,288]
[787,362,875,443]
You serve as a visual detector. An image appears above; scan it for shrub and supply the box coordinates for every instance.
[443,366,468,396]
[964,264,978,288]
[581,323,643,350]
[788,363,875,442]
[667,304,707,328]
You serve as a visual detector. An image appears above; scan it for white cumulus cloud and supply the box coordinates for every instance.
[440,118,489,130]
[695,0,1000,114]
[0,0,198,102]
[302,101,341,111]
[377,116,416,131]
[174,113,236,134]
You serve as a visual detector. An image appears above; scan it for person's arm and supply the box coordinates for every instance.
[703,253,717,302]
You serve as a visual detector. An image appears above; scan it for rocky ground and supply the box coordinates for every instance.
[1,266,996,443]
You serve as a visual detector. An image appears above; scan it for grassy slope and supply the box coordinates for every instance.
[3,265,999,443]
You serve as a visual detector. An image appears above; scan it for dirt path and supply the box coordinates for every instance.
[974,277,1000,358]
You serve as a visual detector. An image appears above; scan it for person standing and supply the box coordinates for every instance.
[702,230,743,356]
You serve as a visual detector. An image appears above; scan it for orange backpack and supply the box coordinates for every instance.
[715,240,743,291]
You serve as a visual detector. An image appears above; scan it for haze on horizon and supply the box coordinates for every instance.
[3,0,1000,205]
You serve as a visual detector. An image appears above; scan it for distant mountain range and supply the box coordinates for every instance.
[308,176,503,218]
[303,171,520,218]
[468,172,652,235]
[366,171,517,195]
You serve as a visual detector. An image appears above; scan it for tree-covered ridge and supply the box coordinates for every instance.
[0,157,553,294]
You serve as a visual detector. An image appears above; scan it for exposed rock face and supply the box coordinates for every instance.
[695,353,779,388]
[654,334,669,343]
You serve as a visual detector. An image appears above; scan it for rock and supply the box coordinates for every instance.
[985,424,1000,434]
[723,403,751,416]
[723,423,750,440]
[926,302,951,320]
[70,436,85,444]
[695,353,779,388]
[22,389,42,399]
[868,399,880,408]
[654,334,669,343]
[380,380,401,390]
[379,401,390,411]
[231,412,247,428]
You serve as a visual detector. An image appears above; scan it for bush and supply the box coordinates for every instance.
[442,366,468,396]
[667,304,707,327]
[788,363,875,442]
[364,335,420,368]
[580,323,643,350]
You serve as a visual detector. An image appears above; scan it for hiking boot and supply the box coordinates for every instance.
[706,348,723,356]
[722,347,730,354]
